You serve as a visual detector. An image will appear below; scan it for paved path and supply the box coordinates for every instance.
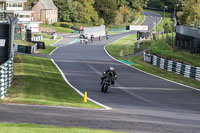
[1,11,200,133]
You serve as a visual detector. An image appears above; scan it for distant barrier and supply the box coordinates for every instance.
[83,25,105,38]
[14,43,38,54]
[144,52,200,81]
[176,26,200,39]
[32,35,43,41]
[0,53,14,99]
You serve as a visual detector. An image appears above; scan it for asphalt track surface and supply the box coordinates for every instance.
[1,11,200,133]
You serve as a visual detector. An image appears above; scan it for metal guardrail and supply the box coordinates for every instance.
[0,15,18,99]
[0,53,14,99]
[144,52,200,81]
[176,26,200,39]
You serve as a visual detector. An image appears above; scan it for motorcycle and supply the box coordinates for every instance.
[84,38,88,44]
[106,35,109,40]
[91,37,94,43]
[101,75,112,93]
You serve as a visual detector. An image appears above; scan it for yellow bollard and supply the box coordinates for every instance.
[83,91,87,103]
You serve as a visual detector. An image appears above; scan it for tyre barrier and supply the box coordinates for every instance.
[144,52,200,81]
[14,43,38,54]
[0,53,14,99]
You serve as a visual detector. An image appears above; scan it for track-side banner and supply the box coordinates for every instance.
[129,25,148,31]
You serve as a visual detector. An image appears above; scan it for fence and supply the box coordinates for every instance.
[0,53,14,99]
[175,26,200,53]
[32,35,43,41]
[144,52,200,81]
[83,25,105,38]
[176,26,200,39]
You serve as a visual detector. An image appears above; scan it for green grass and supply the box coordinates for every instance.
[117,56,200,89]
[38,37,61,55]
[107,30,128,35]
[135,14,145,25]
[140,39,200,67]
[19,31,60,55]
[105,35,200,89]
[3,54,101,108]
[14,40,35,46]
[143,9,172,31]
[0,123,124,133]
[106,34,137,57]
[41,24,74,33]
[33,33,53,39]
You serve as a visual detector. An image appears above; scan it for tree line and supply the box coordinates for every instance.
[147,0,200,27]
[26,0,148,26]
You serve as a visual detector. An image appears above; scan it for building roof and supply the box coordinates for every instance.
[40,0,57,10]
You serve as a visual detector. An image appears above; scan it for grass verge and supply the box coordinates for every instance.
[0,123,124,133]
[3,54,101,108]
[117,56,200,89]
[140,39,200,67]
[41,24,74,33]
[106,34,137,57]
[105,37,200,89]
[14,40,35,46]
[38,37,61,55]
[135,14,145,25]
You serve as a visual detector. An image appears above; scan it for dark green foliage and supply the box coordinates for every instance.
[163,22,172,34]
[60,22,73,28]
[53,0,79,22]
[53,22,62,27]
[26,0,148,26]
[94,0,118,25]
[52,22,73,28]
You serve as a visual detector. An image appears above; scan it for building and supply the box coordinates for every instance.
[0,0,41,33]
[32,0,58,24]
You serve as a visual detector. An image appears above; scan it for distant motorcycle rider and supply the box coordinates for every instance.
[106,32,109,40]
[91,34,94,43]
[100,67,117,85]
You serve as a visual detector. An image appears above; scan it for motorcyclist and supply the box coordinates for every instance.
[106,33,109,40]
[100,67,117,85]
[91,34,94,43]
[84,35,88,44]
[80,34,84,44]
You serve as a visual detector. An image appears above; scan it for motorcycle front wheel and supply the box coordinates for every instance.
[104,84,109,93]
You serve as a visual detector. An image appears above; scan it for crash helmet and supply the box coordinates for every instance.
[109,67,114,71]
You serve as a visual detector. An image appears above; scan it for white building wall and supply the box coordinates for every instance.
[6,2,24,11]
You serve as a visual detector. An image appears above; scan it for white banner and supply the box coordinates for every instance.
[130,25,148,31]
[0,39,6,47]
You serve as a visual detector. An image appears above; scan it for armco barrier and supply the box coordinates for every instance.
[144,52,200,81]
[0,53,14,99]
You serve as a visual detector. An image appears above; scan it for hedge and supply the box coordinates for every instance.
[53,22,73,28]
[53,22,62,27]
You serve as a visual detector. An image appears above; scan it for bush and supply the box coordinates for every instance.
[53,22,62,27]
[60,22,73,28]
[73,23,93,28]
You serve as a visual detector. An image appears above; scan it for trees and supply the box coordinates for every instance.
[77,0,102,25]
[53,0,78,22]
[94,0,118,25]
[54,0,103,25]
[163,22,172,35]
[180,0,200,27]
[26,0,147,26]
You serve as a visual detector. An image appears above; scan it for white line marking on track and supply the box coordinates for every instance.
[51,59,112,110]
